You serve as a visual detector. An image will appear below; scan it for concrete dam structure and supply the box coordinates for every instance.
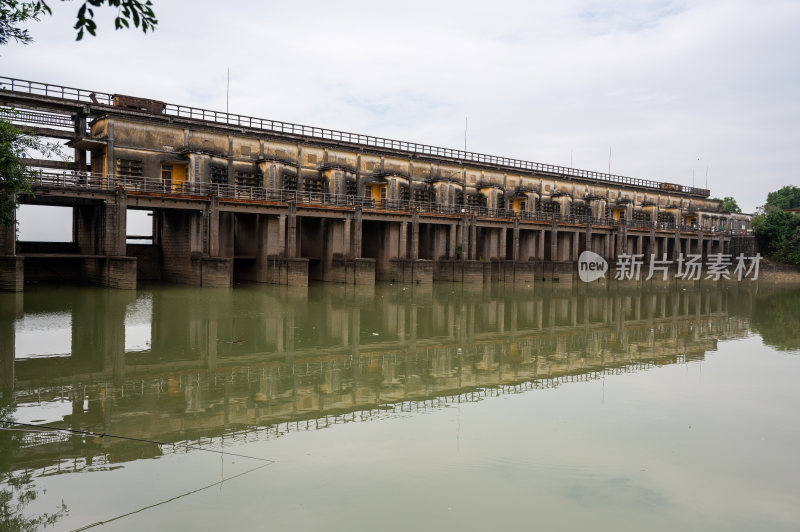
[0,76,752,291]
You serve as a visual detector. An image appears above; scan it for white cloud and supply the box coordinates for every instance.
[3,0,799,213]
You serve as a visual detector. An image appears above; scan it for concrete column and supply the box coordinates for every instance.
[571,231,579,260]
[584,224,592,254]
[460,216,469,260]
[207,195,220,257]
[352,207,362,258]
[636,235,643,255]
[411,213,419,260]
[649,229,656,258]
[469,217,477,260]
[399,221,408,259]
[550,222,558,261]
[278,214,286,257]
[673,230,681,261]
[499,227,507,260]
[615,226,624,260]
[449,223,458,259]
[512,219,520,261]
[537,229,545,260]
[287,202,297,258]
[343,217,352,259]
[99,189,128,256]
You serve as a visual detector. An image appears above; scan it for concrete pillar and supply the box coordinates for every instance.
[411,213,419,260]
[499,227,507,260]
[343,217,352,259]
[571,231,579,260]
[550,222,558,261]
[636,235,643,255]
[459,216,468,260]
[399,221,408,259]
[649,229,656,259]
[584,225,592,254]
[449,223,458,259]
[469,217,477,260]
[352,207,362,258]
[537,229,545,260]
[278,214,286,257]
[512,219,520,261]
[97,189,128,256]
[207,195,220,257]
[287,202,297,258]
[673,230,681,261]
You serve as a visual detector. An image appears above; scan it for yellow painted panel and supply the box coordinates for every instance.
[171,165,187,191]
[370,185,385,202]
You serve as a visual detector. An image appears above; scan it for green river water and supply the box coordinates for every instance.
[1,281,799,531]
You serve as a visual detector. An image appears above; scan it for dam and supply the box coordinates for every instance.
[0,76,753,291]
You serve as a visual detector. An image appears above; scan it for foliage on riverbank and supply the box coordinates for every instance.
[752,186,800,266]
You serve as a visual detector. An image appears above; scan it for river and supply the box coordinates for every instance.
[1,281,799,531]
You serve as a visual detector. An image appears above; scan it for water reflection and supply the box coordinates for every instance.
[2,282,792,482]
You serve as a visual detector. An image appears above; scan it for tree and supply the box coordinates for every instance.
[0,0,157,44]
[765,185,800,211]
[0,118,65,227]
[752,208,800,265]
[718,196,741,213]
[0,0,158,227]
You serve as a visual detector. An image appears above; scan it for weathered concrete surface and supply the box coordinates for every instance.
[388,258,433,285]
[200,257,233,288]
[86,257,137,289]
[434,260,485,283]
[0,257,24,292]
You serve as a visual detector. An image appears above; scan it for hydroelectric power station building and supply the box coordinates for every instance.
[0,77,752,291]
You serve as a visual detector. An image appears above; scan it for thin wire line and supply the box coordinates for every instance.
[69,462,272,531]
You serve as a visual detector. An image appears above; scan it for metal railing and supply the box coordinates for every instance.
[26,170,740,234]
[1,76,711,198]
[0,107,74,129]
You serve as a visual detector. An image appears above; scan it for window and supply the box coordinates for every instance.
[345,178,357,196]
[539,202,560,215]
[282,174,297,191]
[117,159,143,177]
[413,188,430,203]
[235,170,261,188]
[398,184,410,203]
[303,177,323,193]
[211,166,227,184]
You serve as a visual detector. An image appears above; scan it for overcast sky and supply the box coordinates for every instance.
[5,0,800,231]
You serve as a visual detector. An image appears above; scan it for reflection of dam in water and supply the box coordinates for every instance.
[1,284,757,474]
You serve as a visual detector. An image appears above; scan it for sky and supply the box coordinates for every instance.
[4,0,800,226]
